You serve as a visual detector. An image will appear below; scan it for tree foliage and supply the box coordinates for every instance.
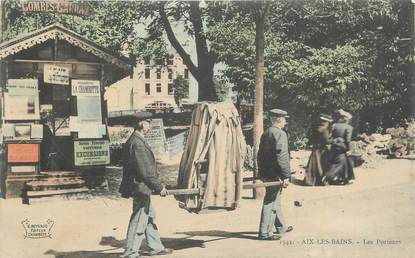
[3,0,218,100]
[172,75,189,107]
[209,0,411,139]
[131,1,219,101]
[4,0,411,140]
[3,0,143,55]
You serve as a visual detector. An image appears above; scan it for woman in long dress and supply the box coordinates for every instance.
[304,115,332,186]
[323,109,355,185]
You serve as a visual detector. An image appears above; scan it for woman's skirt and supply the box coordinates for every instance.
[324,150,355,184]
[304,147,326,186]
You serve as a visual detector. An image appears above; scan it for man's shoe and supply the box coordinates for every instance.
[275,226,293,235]
[321,176,329,186]
[285,226,293,233]
[258,235,281,241]
[149,248,173,256]
[120,252,140,258]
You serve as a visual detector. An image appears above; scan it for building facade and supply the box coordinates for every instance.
[105,54,190,112]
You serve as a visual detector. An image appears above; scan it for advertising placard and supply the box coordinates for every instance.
[145,119,167,155]
[74,140,110,166]
[4,79,40,120]
[7,144,39,163]
[72,80,100,96]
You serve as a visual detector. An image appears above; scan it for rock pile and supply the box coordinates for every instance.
[385,122,415,158]
[350,133,390,168]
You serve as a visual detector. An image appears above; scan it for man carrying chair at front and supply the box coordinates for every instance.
[119,115,173,258]
[257,109,294,240]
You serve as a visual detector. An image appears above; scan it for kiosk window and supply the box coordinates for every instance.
[53,86,71,116]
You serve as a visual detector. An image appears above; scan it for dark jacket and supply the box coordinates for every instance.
[257,126,291,180]
[119,131,163,198]
[310,121,331,146]
[331,123,353,151]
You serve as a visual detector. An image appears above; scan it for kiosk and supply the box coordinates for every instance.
[0,24,131,198]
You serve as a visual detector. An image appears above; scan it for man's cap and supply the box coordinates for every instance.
[319,114,333,122]
[338,109,352,119]
[269,109,289,118]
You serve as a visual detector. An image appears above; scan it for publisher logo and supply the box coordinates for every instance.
[21,219,54,239]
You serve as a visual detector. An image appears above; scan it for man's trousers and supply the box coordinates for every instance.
[258,185,288,238]
[124,196,165,258]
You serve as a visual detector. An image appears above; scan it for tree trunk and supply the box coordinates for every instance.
[189,1,217,101]
[160,2,218,102]
[409,1,415,119]
[253,3,266,199]
[197,63,216,101]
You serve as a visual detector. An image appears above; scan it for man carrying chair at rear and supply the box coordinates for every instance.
[257,109,294,240]
[119,114,173,258]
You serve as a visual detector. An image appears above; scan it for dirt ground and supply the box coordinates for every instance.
[0,158,414,258]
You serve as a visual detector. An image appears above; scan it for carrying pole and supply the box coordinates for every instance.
[166,181,282,196]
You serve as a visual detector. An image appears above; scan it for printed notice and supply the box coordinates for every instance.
[74,140,110,166]
[44,64,70,85]
[72,80,100,96]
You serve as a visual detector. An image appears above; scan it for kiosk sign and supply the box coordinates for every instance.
[44,64,70,85]
[74,140,110,166]
[21,1,93,16]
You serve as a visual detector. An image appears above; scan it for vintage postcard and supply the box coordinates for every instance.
[0,1,414,258]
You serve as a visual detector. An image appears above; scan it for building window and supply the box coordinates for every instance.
[167,55,174,65]
[184,68,189,79]
[168,69,173,79]
[144,56,150,65]
[156,68,161,79]
[145,83,150,95]
[145,68,150,79]
[155,58,163,65]
[156,83,162,93]
[168,83,174,95]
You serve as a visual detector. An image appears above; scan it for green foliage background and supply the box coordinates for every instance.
[3,0,413,149]
[207,0,412,148]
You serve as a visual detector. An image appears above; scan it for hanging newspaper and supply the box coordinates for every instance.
[4,79,40,120]
[73,80,102,125]
[44,64,70,85]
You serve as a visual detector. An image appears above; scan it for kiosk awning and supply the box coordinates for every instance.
[0,24,132,78]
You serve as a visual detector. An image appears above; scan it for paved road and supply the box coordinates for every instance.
[0,159,413,258]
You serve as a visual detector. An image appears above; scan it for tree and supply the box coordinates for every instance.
[132,1,218,101]
[213,77,229,101]
[172,75,189,107]
[210,0,411,139]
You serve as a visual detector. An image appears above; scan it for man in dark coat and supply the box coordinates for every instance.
[119,117,173,258]
[257,109,293,240]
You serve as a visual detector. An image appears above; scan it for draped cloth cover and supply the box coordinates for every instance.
[176,102,246,211]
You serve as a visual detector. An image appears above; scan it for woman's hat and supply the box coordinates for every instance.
[338,109,352,119]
